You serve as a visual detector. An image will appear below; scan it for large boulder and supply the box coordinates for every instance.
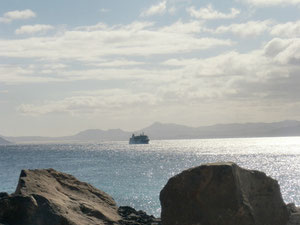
[0,168,121,225]
[160,162,289,225]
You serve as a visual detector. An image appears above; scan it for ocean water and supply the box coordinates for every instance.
[1,137,300,217]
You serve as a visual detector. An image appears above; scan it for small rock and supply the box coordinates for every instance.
[0,193,8,199]
[287,203,300,225]
[118,206,161,225]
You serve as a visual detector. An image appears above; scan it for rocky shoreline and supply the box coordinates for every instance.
[0,163,299,225]
[0,168,160,225]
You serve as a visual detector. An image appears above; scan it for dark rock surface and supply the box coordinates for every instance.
[118,206,161,225]
[287,203,300,225]
[160,162,289,225]
[0,169,161,225]
[0,168,121,225]
[1,164,298,225]
[0,193,8,199]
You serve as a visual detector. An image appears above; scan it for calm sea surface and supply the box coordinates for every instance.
[1,137,300,216]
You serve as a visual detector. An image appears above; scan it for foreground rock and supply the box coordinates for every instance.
[118,206,161,225]
[0,169,160,225]
[287,203,300,225]
[160,162,289,225]
[0,169,121,225]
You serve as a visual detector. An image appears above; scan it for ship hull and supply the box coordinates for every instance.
[129,138,149,144]
[129,134,150,144]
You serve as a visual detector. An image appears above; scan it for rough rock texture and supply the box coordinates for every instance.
[287,203,300,225]
[118,206,161,225]
[0,168,121,225]
[160,162,289,225]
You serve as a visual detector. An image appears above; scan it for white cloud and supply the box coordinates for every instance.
[0,9,36,23]
[187,4,240,20]
[0,18,10,23]
[87,59,143,67]
[161,37,300,104]
[9,34,300,127]
[4,35,300,95]
[214,20,273,37]
[0,21,232,62]
[18,89,160,116]
[238,0,300,6]
[0,61,176,84]
[5,19,300,113]
[159,20,204,33]
[264,38,291,57]
[212,19,300,39]
[15,24,54,35]
[0,64,62,84]
[140,1,167,17]
[264,38,300,64]
[270,21,300,38]
[163,50,269,80]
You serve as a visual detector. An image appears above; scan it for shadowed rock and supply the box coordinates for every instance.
[287,203,300,225]
[0,168,121,225]
[160,162,289,225]
[118,206,161,225]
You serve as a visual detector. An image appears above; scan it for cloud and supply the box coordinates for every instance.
[270,21,300,38]
[238,0,300,6]
[163,51,269,81]
[15,24,54,35]
[0,9,36,23]
[263,38,300,65]
[5,19,300,113]
[213,20,300,38]
[263,38,291,57]
[214,20,273,37]
[187,4,240,20]
[161,38,300,105]
[87,59,143,67]
[18,89,160,116]
[0,64,65,84]
[159,20,204,33]
[140,1,167,17]
[0,21,232,62]
[0,61,177,84]
[10,34,300,126]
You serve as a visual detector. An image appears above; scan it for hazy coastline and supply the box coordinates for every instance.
[1,120,300,144]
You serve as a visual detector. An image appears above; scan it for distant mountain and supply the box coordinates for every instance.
[3,120,300,143]
[4,136,56,144]
[0,136,11,145]
[137,120,300,140]
[68,129,131,141]
[136,122,199,140]
[4,129,131,143]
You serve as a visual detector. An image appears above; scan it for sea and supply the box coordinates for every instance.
[1,137,300,217]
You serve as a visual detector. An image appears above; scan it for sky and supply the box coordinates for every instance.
[1,0,300,136]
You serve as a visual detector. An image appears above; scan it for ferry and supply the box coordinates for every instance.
[129,133,150,144]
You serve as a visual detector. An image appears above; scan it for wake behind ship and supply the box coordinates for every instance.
[129,133,150,144]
